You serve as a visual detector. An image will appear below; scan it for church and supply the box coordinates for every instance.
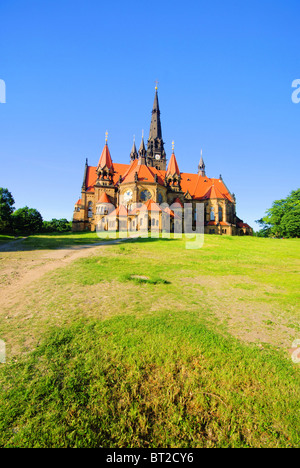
[72,87,252,236]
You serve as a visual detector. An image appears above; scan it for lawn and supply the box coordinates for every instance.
[0,235,21,246]
[19,231,109,250]
[0,234,299,448]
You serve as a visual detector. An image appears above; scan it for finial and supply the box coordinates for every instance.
[105,131,108,144]
[133,134,135,143]
[155,80,159,91]
[172,140,175,152]
[142,129,144,139]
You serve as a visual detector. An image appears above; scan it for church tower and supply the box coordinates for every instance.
[146,85,167,170]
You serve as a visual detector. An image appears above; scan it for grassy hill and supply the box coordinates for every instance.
[0,234,299,447]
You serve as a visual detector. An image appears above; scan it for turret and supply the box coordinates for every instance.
[130,136,138,161]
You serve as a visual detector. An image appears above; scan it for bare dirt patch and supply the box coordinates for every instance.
[0,240,127,312]
[180,274,298,348]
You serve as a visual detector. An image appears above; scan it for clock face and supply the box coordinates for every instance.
[155,154,160,160]
[140,190,152,202]
[123,190,133,203]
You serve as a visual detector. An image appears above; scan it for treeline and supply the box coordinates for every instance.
[256,189,300,238]
[0,188,72,235]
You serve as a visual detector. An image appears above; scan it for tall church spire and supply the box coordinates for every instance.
[198,149,206,177]
[149,87,162,140]
[146,85,166,170]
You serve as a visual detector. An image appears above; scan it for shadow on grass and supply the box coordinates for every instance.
[0,232,177,252]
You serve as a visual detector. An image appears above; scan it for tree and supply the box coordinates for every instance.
[257,189,300,238]
[12,207,43,235]
[280,205,300,238]
[42,218,72,233]
[255,218,271,237]
[0,188,15,232]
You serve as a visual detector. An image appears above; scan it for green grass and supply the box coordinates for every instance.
[20,232,108,250]
[0,235,21,245]
[0,234,299,448]
[1,314,299,448]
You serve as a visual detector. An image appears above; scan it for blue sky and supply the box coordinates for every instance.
[0,0,299,229]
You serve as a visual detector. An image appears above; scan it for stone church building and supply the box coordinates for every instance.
[72,88,252,236]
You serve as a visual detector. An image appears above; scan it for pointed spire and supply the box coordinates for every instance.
[130,136,138,161]
[146,86,166,168]
[149,87,162,140]
[82,158,88,190]
[98,132,113,170]
[166,146,180,176]
[138,131,146,165]
[198,149,206,176]
[139,132,146,154]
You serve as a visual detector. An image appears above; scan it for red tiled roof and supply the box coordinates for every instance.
[137,199,162,212]
[107,205,128,217]
[98,143,113,170]
[75,199,82,205]
[121,159,165,185]
[84,162,234,203]
[97,192,111,204]
[172,198,183,207]
[166,152,180,176]
[163,207,181,219]
[237,222,251,229]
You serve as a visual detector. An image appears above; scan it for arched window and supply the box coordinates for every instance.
[140,190,151,202]
[88,202,93,218]
[210,207,215,221]
[218,206,223,222]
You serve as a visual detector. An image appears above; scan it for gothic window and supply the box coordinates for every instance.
[158,193,163,204]
[88,202,93,218]
[219,206,223,222]
[210,207,215,221]
[140,190,151,202]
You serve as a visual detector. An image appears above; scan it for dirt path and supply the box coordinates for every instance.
[0,238,28,252]
[0,238,132,311]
